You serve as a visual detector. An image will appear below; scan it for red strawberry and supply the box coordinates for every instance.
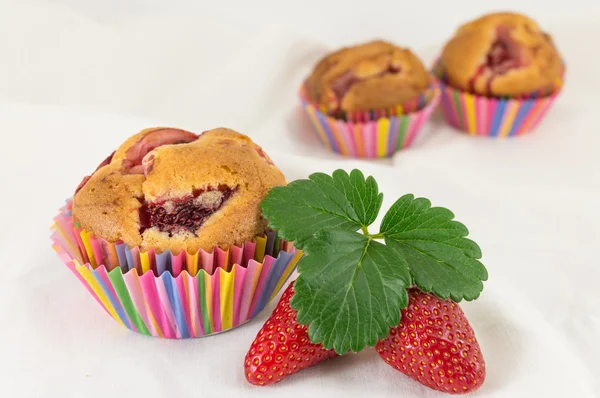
[376,289,485,394]
[244,282,337,386]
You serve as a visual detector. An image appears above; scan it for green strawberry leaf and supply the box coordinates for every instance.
[260,169,488,353]
[260,170,383,249]
[290,229,411,354]
[380,194,488,302]
[327,169,382,227]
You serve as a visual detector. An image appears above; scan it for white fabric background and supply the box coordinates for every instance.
[0,0,598,397]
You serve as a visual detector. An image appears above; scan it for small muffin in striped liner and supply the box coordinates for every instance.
[300,40,440,158]
[51,127,301,338]
[434,12,565,137]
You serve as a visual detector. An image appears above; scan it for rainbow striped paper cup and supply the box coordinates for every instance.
[299,83,440,158]
[51,200,301,338]
[432,61,564,138]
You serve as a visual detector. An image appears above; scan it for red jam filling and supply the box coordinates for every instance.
[122,128,198,174]
[138,185,237,236]
[468,27,524,96]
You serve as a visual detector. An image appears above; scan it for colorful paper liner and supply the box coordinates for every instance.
[435,79,561,137]
[51,201,301,338]
[432,61,564,137]
[299,85,441,158]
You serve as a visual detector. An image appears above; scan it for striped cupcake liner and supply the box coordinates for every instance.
[51,200,301,338]
[432,61,564,137]
[299,84,441,158]
[437,81,560,137]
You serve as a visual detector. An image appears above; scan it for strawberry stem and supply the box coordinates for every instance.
[361,226,385,240]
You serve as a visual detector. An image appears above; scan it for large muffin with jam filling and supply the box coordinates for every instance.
[440,12,563,97]
[72,127,285,253]
[305,40,431,115]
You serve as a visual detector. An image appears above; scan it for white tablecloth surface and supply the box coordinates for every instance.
[0,1,598,397]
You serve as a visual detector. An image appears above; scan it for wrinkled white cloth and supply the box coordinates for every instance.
[0,1,599,397]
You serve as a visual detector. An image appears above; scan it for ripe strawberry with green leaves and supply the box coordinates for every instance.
[256,169,488,391]
[376,289,485,394]
[244,282,337,386]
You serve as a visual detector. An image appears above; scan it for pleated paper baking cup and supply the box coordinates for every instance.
[432,61,564,137]
[299,84,440,158]
[51,200,301,338]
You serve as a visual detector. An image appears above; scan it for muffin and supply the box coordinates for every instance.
[73,127,286,254]
[434,12,565,137]
[299,40,440,158]
[52,127,301,338]
[306,40,431,115]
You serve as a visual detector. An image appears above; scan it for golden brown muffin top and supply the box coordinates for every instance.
[440,12,563,97]
[72,127,286,254]
[306,40,431,114]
